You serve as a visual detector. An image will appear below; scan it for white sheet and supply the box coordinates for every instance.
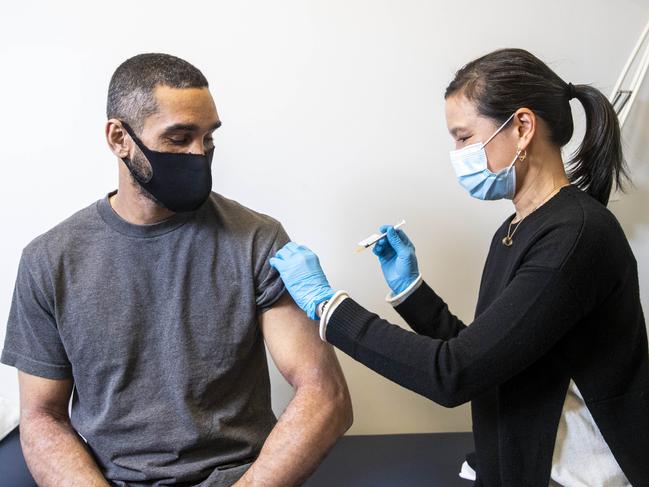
[0,396,20,441]
[459,460,477,481]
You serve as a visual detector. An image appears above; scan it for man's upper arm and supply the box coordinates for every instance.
[18,371,73,418]
[254,223,291,314]
[1,251,72,380]
[259,293,349,393]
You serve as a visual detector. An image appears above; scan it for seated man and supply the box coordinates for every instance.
[1,53,352,487]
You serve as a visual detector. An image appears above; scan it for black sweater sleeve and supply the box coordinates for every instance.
[393,281,467,339]
[325,263,584,408]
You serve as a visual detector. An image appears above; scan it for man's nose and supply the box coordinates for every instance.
[188,139,209,155]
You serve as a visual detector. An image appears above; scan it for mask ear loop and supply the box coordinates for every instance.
[483,111,517,148]
[509,147,527,169]
[120,121,149,153]
[484,112,523,172]
[118,121,153,184]
[507,148,522,169]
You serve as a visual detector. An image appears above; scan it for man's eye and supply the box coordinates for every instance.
[165,135,189,145]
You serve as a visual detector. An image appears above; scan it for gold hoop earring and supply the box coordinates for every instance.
[518,149,527,163]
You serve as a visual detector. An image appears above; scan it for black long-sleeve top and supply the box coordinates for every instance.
[326,185,649,487]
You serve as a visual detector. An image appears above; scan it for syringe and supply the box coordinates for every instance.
[356,220,406,253]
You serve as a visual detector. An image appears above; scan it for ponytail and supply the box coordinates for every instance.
[568,84,627,205]
[445,48,629,206]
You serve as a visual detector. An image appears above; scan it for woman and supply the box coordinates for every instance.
[270,49,649,486]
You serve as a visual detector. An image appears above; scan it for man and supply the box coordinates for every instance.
[1,53,352,486]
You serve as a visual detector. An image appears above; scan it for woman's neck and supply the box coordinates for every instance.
[512,147,570,222]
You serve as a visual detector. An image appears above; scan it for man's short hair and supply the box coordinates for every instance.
[107,53,209,131]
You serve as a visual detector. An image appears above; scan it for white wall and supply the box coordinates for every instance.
[1,0,648,435]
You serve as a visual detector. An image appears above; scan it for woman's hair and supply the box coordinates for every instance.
[445,48,627,205]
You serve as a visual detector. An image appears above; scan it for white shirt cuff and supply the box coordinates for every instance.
[385,274,423,307]
[319,290,350,341]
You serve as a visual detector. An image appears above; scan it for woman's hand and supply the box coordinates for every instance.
[373,225,420,295]
[269,242,334,320]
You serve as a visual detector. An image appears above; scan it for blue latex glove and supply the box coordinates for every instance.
[269,242,334,320]
[373,225,419,295]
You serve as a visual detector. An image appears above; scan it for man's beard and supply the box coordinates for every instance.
[128,151,164,207]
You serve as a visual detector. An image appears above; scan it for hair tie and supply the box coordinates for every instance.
[567,82,577,100]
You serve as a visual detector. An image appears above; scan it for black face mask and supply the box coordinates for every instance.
[120,122,214,212]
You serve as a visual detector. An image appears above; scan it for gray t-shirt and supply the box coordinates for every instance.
[1,192,290,486]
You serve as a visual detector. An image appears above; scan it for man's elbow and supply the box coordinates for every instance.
[333,381,354,434]
[19,407,70,446]
[300,374,353,436]
[20,405,70,431]
[321,378,354,436]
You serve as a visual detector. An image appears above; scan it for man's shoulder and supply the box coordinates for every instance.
[22,199,103,266]
[206,192,284,235]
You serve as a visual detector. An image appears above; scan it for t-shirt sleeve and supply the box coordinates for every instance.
[254,222,291,313]
[1,252,72,379]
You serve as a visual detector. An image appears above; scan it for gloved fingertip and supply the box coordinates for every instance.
[285,241,297,250]
[396,229,412,245]
[386,227,403,249]
[379,224,391,233]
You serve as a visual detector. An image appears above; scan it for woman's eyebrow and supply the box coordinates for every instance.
[450,126,469,137]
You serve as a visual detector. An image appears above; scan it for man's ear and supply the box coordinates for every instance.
[513,108,536,152]
[105,119,129,158]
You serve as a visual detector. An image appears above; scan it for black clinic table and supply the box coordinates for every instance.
[305,432,475,487]
[0,428,474,487]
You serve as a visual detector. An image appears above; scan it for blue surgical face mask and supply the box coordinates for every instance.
[449,112,521,201]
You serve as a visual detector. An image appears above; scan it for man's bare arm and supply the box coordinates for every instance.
[236,293,353,486]
[18,371,110,487]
